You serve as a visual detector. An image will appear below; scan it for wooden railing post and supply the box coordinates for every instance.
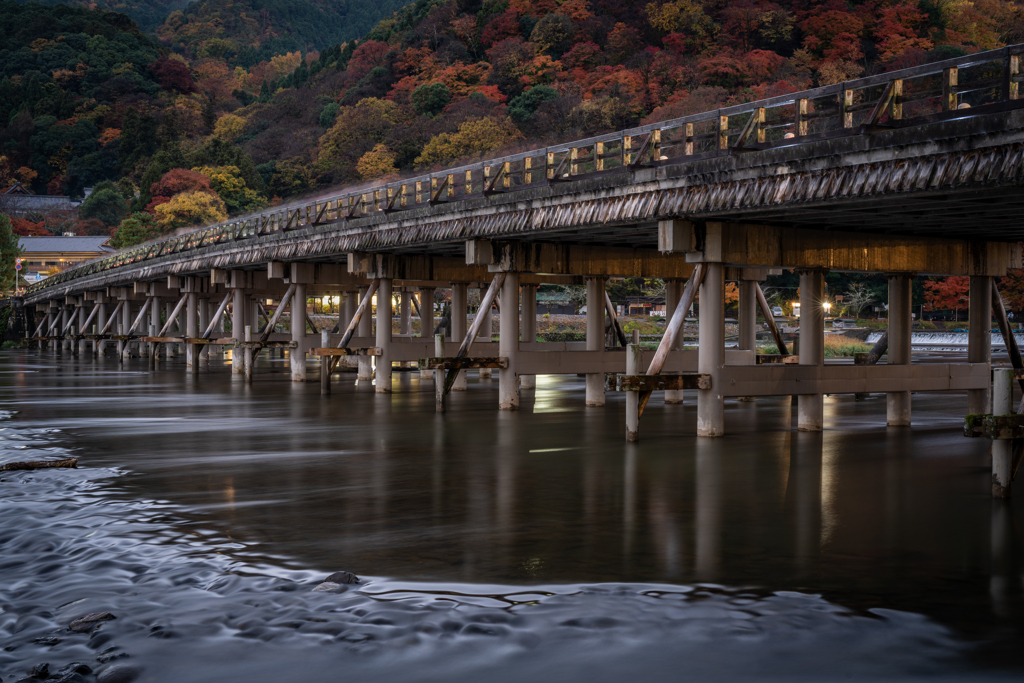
[842,88,854,127]
[718,115,728,149]
[943,67,959,110]
[796,98,808,136]
[684,123,694,154]
[891,79,903,120]
[1008,53,1019,101]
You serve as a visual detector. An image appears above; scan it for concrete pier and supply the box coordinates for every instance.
[797,270,824,431]
[291,282,306,382]
[887,274,912,426]
[697,263,724,437]
[585,277,606,406]
[968,276,992,416]
[520,285,537,390]
[357,286,372,381]
[499,275,519,410]
[375,278,392,393]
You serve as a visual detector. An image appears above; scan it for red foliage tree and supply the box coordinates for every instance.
[922,276,970,321]
[150,169,213,198]
[11,218,48,236]
[997,268,1024,315]
[481,10,523,48]
[148,57,198,94]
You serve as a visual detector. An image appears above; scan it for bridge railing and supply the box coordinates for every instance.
[28,44,1024,297]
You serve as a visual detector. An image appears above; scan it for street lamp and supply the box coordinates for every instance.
[823,301,832,317]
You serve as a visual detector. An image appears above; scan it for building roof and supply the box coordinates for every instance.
[19,236,114,253]
[2,182,33,195]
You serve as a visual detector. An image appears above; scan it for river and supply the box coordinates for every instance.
[1,349,1022,682]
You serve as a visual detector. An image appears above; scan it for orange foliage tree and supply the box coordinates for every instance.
[922,277,970,321]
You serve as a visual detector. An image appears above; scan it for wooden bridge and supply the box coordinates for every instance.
[21,45,1024,496]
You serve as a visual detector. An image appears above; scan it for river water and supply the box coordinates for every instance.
[1,350,1022,682]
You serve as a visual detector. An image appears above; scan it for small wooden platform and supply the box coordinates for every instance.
[964,414,1024,439]
[419,356,508,370]
[606,373,712,391]
[756,354,799,364]
[237,340,298,349]
[315,347,381,356]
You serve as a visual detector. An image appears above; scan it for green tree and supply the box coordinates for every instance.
[508,85,559,123]
[78,181,129,226]
[411,83,452,117]
[318,102,340,127]
[0,215,24,293]
[118,107,158,174]
[111,212,162,249]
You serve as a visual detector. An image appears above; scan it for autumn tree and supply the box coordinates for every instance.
[415,117,523,166]
[154,191,228,229]
[356,144,398,179]
[922,277,970,321]
[191,166,266,214]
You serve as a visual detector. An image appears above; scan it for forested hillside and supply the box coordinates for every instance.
[2,0,1024,253]
[156,0,413,66]
[11,0,189,30]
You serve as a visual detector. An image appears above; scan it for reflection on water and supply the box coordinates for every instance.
[1,350,1023,680]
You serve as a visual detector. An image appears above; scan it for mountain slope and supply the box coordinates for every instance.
[156,0,415,66]
[11,0,190,31]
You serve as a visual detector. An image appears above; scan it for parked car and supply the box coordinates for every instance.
[771,306,784,317]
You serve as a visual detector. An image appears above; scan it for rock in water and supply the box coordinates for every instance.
[68,612,115,632]
[323,571,360,585]
[97,664,143,683]
[312,582,344,593]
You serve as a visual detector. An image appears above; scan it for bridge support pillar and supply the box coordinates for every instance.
[419,288,435,379]
[231,288,245,374]
[665,279,685,404]
[96,303,106,356]
[165,302,177,358]
[77,302,87,356]
[736,279,758,402]
[399,290,412,368]
[185,289,198,370]
[451,283,468,391]
[968,276,992,416]
[887,274,912,425]
[375,278,392,393]
[198,297,209,364]
[697,263,725,436]
[478,290,494,379]
[60,306,70,352]
[520,285,537,389]
[148,296,160,365]
[499,274,520,410]
[586,277,606,406]
[121,300,132,360]
[798,270,825,431]
[291,283,307,382]
[357,286,372,381]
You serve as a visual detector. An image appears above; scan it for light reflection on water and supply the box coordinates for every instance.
[0,350,1023,680]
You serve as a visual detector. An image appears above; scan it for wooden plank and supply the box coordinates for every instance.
[140,336,185,343]
[315,347,382,356]
[424,356,508,370]
[238,341,298,349]
[608,373,712,391]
